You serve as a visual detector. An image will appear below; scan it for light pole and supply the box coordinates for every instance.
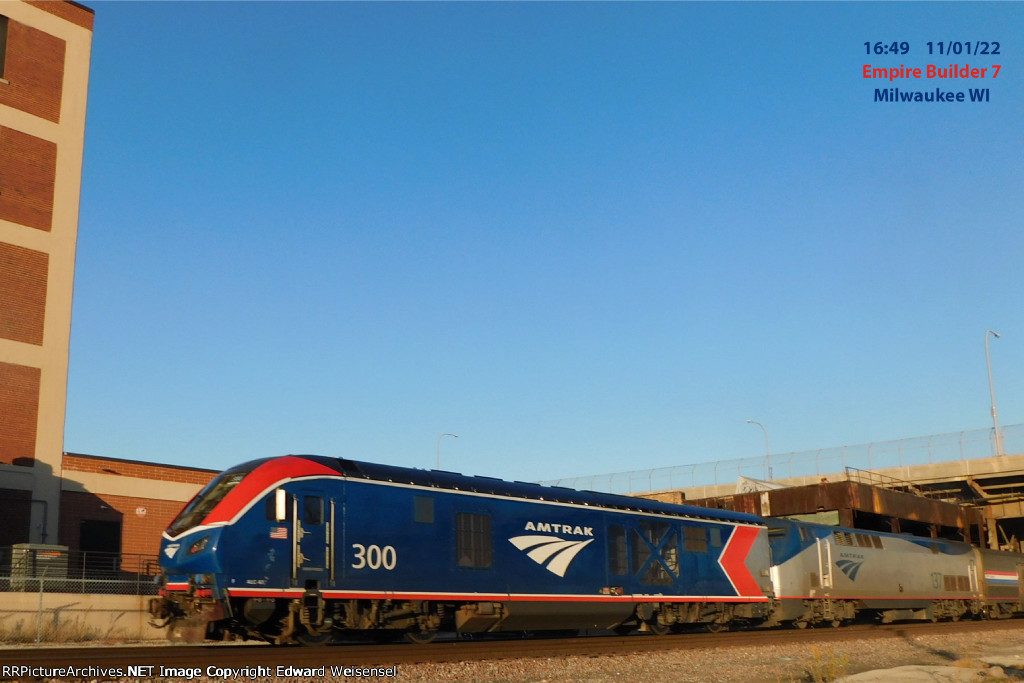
[985,330,1003,456]
[746,420,772,479]
[436,433,459,469]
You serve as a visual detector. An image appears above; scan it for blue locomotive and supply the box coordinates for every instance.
[150,454,1024,644]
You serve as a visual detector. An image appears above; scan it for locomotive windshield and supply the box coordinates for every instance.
[166,462,257,537]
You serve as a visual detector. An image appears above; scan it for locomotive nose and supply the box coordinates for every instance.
[160,528,222,575]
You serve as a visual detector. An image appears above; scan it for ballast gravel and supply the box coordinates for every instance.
[11,629,1024,682]
[382,629,1024,682]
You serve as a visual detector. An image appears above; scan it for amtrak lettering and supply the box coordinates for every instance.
[523,521,594,536]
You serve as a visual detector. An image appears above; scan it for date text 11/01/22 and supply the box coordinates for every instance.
[864,41,1001,56]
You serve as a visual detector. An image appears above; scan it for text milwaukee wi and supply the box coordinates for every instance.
[864,63,997,104]
[874,88,989,103]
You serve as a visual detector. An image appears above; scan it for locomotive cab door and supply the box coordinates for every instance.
[290,492,335,586]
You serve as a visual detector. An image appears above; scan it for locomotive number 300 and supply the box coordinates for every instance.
[351,543,397,570]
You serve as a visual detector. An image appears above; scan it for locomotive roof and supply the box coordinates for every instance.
[276,454,763,526]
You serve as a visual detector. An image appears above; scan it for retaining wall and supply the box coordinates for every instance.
[0,592,165,644]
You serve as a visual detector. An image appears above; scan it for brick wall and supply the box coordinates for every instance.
[0,126,57,231]
[63,453,218,486]
[0,361,40,465]
[0,241,47,345]
[60,490,193,561]
[0,17,66,123]
[60,454,218,559]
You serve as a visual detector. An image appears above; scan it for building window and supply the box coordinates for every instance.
[456,512,492,568]
[0,16,8,80]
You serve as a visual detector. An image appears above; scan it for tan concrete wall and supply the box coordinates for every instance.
[0,592,165,643]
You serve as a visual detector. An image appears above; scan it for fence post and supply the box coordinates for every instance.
[36,564,45,647]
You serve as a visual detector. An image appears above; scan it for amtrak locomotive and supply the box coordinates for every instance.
[150,455,1024,644]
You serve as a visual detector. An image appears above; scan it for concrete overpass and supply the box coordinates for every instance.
[540,424,1024,550]
[642,452,1024,551]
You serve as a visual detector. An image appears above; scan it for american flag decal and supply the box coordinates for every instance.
[269,527,288,539]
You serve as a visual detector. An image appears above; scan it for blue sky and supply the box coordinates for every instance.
[66,2,1024,482]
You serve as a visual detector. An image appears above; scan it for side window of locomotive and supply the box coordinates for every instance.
[303,496,323,525]
[630,520,676,586]
[709,527,722,548]
[630,528,651,575]
[608,525,628,575]
[456,512,492,568]
[684,525,707,552]
[658,529,679,580]
[414,496,434,524]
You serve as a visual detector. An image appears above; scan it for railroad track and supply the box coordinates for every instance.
[2,620,1022,677]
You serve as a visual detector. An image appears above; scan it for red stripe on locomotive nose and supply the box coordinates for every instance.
[718,525,763,597]
[203,456,341,525]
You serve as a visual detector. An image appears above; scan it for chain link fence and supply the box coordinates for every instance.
[538,423,1024,495]
[0,546,162,645]
[0,546,160,596]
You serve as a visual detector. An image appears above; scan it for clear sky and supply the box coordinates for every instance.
[65,1,1024,482]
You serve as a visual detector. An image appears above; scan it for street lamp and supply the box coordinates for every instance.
[985,330,1003,456]
[746,420,772,479]
[436,433,459,469]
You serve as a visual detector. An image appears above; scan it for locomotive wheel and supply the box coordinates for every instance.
[645,620,671,636]
[404,629,438,644]
[794,620,809,629]
[705,621,728,633]
[295,628,334,647]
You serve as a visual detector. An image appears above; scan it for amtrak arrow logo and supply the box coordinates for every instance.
[836,559,865,581]
[163,543,180,559]
[509,535,595,577]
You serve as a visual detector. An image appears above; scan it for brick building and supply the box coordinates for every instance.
[59,452,216,559]
[0,1,225,568]
[0,2,223,565]
[0,0,95,548]
[0,2,224,565]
